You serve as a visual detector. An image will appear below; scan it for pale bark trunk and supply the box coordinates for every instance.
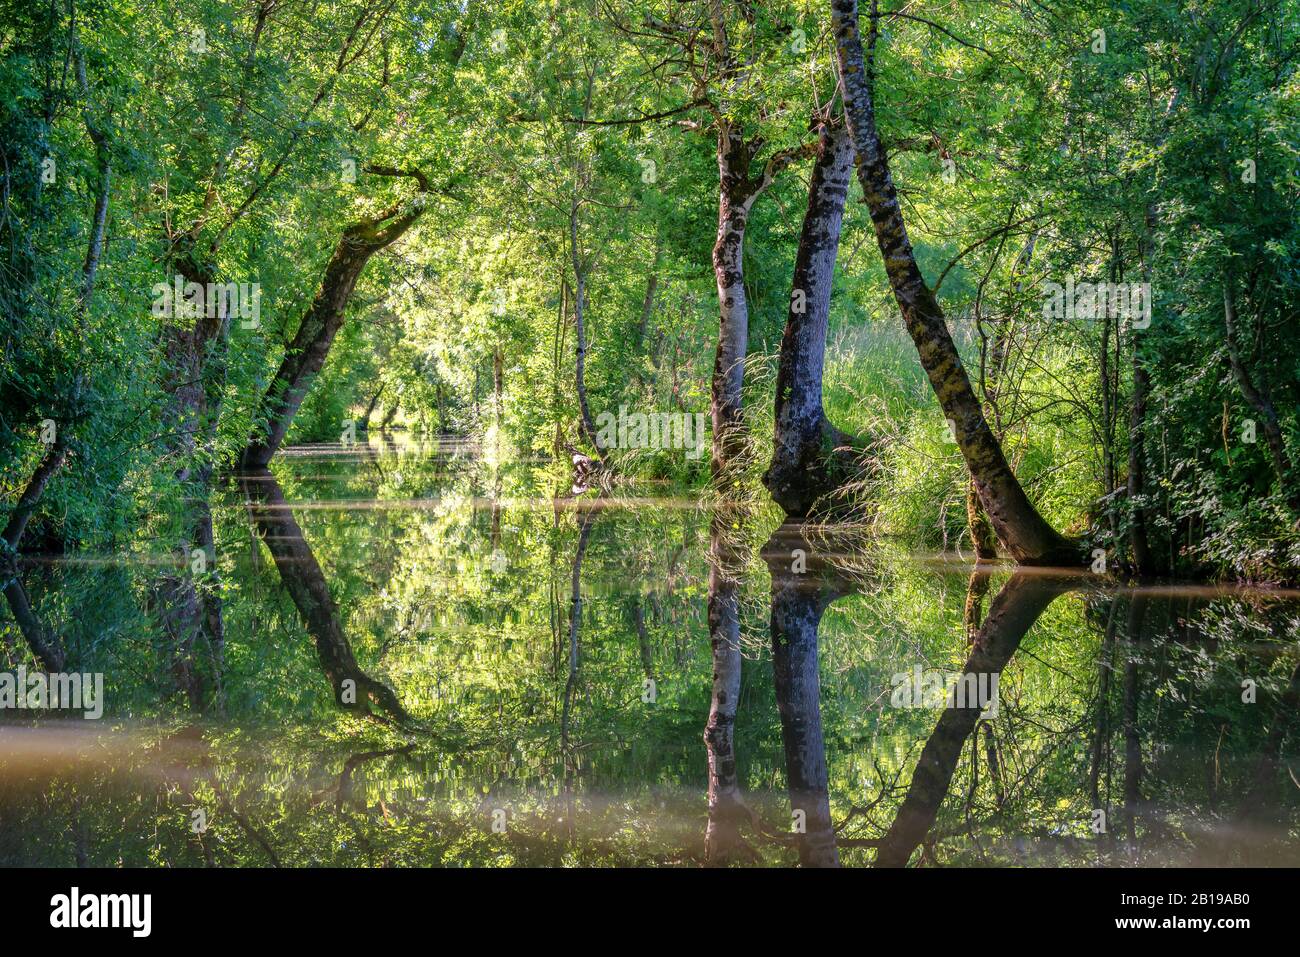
[764,123,859,516]
[831,0,1076,565]
[569,240,603,458]
[711,166,752,481]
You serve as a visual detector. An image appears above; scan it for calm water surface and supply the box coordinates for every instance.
[2,437,1297,866]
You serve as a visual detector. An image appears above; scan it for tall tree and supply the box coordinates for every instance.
[764,117,860,516]
[830,0,1077,564]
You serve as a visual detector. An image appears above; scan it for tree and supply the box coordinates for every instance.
[830,0,1077,564]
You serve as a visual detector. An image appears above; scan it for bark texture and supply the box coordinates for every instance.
[831,0,1077,564]
[241,199,424,468]
[764,122,861,516]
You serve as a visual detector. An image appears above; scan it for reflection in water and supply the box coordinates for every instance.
[873,573,1074,867]
[238,468,410,725]
[3,576,65,672]
[762,524,857,868]
[704,511,751,865]
[562,497,597,766]
[1,438,1298,867]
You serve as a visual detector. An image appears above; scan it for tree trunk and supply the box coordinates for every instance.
[569,241,604,458]
[359,382,385,434]
[763,122,860,516]
[3,439,70,552]
[1222,274,1296,509]
[831,0,1076,565]
[711,156,753,483]
[1128,215,1156,576]
[153,252,228,707]
[2,39,112,558]
[241,204,423,468]
[965,478,998,560]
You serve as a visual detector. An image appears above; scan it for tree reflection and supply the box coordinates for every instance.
[238,469,411,725]
[874,572,1078,867]
[762,523,860,868]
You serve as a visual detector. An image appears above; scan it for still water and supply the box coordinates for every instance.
[2,437,1298,866]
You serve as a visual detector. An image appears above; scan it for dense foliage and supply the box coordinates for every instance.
[2,0,1298,573]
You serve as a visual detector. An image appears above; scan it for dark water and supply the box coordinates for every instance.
[2,437,1298,867]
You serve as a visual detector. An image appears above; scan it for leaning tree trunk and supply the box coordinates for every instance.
[358,382,385,435]
[763,121,861,516]
[2,439,70,554]
[830,0,1076,565]
[241,204,423,469]
[2,578,67,672]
